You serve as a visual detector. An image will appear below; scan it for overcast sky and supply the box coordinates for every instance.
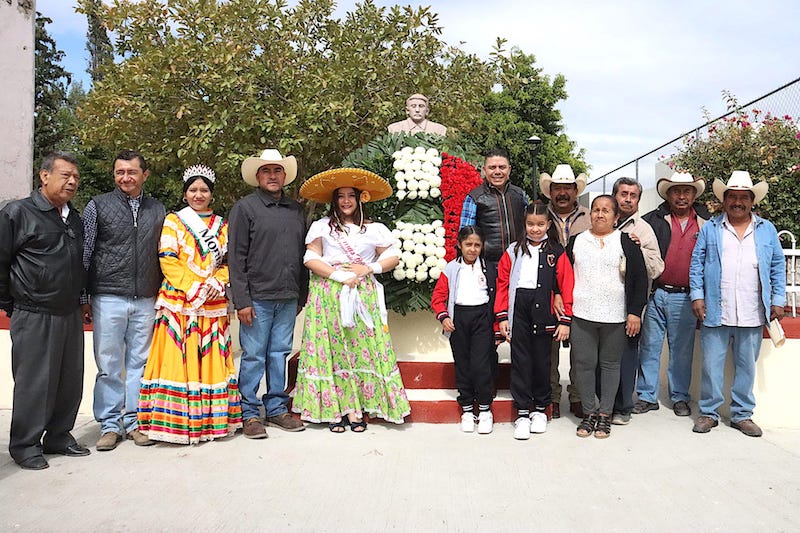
[36,0,800,189]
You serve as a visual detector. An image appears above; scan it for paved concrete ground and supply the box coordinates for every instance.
[1,408,799,532]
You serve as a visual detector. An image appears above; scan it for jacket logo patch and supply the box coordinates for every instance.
[547,253,556,267]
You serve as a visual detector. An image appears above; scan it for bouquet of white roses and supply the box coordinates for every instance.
[392,146,443,201]
[391,220,448,282]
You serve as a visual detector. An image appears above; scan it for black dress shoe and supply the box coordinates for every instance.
[43,443,91,456]
[18,455,49,470]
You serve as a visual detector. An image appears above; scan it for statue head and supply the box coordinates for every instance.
[405,93,430,124]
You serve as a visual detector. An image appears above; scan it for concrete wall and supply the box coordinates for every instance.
[1,312,799,428]
[0,0,35,207]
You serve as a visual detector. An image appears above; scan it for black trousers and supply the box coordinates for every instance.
[484,259,500,378]
[9,308,84,462]
[510,289,552,411]
[450,303,495,406]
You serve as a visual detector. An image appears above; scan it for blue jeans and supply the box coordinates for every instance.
[699,325,762,422]
[238,299,297,420]
[92,294,157,434]
[636,289,697,404]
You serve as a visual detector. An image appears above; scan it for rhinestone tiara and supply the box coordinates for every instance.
[182,164,216,183]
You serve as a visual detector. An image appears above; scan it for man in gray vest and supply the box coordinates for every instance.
[82,150,165,451]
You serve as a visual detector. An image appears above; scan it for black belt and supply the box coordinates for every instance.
[657,284,689,294]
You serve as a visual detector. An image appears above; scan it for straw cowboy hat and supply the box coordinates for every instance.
[299,168,393,204]
[539,164,587,199]
[240,149,298,187]
[712,170,769,204]
[656,171,705,200]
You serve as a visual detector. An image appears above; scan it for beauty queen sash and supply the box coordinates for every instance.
[331,227,389,331]
[177,206,224,268]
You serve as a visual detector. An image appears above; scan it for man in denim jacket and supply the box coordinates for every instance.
[689,171,786,437]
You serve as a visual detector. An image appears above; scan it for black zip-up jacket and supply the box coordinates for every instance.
[228,189,309,309]
[467,181,526,262]
[0,190,85,316]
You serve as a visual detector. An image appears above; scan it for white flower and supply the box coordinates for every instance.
[434,236,446,247]
[406,179,419,191]
[394,171,406,181]
[392,151,402,160]
[402,240,415,251]
[429,267,442,280]
[429,176,441,187]
[408,160,422,171]
[401,229,414,240]
[393,269,406,281]
[415,269,428,282]
[426,147,439,158]
[401,146,413,155]
[434,227,445,237]
[431,220,442,228]
[412,232,426,244]
[435,247,446,258]
[436,258,447,270]
[429,188,441,198]
[414,146,426,155]
[418,190,429,199]
[417,179,430,191]
[401,251,415,264]
[396,190,407,200]
[421,223,432,233]
[425,255,439,267]
[397,180,407,190]
[431,156,442,166]
[421,161,435,174]
[407,190,418,200]
[391,229,401,238]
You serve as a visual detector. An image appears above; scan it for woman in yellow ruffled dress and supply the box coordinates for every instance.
[138,165,242,443]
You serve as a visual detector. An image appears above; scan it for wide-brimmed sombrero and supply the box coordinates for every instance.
[299,168,392,203]
[656,171,705,199]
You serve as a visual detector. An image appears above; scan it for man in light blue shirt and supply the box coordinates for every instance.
[689,171,786,437]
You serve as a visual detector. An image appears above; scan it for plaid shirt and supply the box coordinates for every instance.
[459,190,530,229]
[80,192,143,304]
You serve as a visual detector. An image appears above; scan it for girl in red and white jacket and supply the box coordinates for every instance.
[431,226,497,434]
[495,203,574,440]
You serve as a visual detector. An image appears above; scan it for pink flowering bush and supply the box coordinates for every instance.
[671,93,800,241]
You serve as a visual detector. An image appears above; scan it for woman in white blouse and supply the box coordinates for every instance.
[291,168,411,432]
[567,195,648,439]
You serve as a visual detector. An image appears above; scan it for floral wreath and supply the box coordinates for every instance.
[341,133,483,314]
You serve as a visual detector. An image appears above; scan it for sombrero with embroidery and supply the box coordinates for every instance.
[712,170,768,204]
[241,149,298,187]
[299,168,392,203]
[539,164,587,199]
[656,171,705,199]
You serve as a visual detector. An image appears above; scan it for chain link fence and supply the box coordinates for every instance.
[586,77,800,194]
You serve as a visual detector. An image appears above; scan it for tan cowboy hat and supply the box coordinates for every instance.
[656,171,705,199]
[240,149,298,187]
[539,164,587,199]
[299,168,393,203]
[712,170,769,204]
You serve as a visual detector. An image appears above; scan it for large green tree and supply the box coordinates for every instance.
[83,0,114,83]
[465,42,587,195]
[76,0,494,213]
[33,12,71,181]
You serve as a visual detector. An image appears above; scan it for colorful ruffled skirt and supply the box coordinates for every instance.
[292,275,411,424]
[138,309,243,443]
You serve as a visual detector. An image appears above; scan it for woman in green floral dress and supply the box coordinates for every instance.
[292,168,410,432]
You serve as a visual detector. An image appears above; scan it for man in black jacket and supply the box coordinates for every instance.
[229,149,308,439]
[0,152,91,470]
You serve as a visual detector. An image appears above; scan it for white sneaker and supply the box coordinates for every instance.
[513,417,531,440]
[477,411,493,434]
[460,412,476,433]
[530,411,547,434]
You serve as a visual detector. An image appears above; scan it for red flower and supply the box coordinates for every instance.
[440,153,483,261]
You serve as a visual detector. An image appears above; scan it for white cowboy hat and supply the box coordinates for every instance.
[539,164,587,199]
[712,170,769,204]
[240,149,298,187]
[656,171,705,200]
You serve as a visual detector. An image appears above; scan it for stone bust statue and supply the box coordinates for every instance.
[387,93,447,136]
